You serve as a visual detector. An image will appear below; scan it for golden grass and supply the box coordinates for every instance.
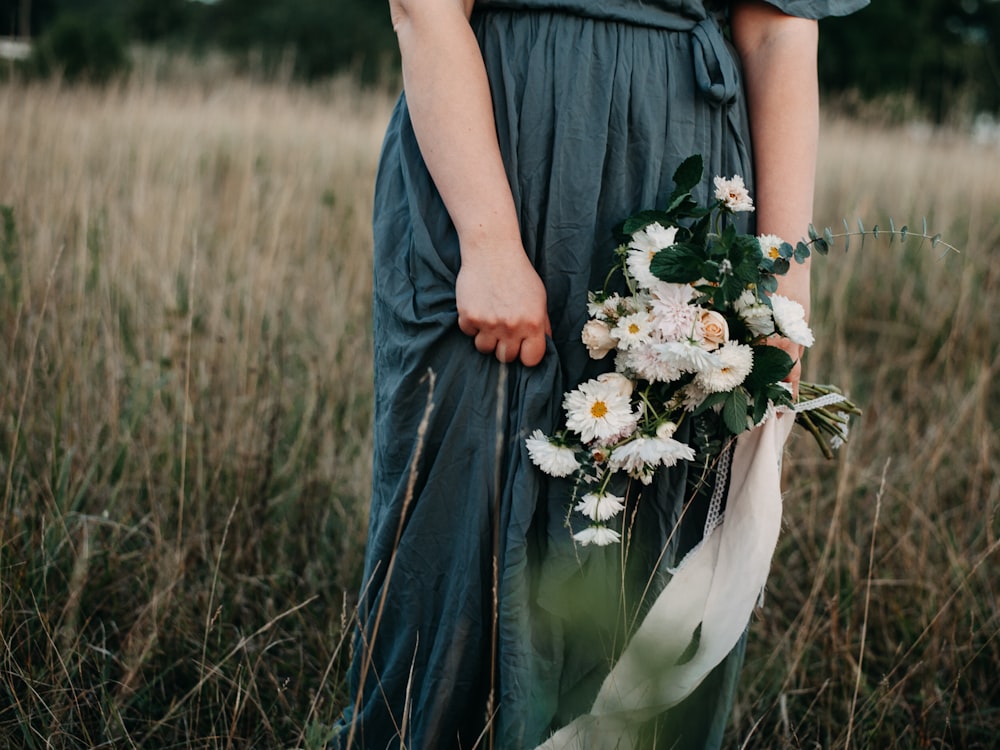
[0,72,997,748]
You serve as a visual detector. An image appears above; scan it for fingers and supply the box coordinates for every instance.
[465,323,549,367]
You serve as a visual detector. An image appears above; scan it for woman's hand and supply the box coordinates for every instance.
[456,238,551,367]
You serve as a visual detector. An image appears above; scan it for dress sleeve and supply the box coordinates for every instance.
[758,0,869,20]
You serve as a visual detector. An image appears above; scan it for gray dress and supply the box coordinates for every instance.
[336,1,867,748]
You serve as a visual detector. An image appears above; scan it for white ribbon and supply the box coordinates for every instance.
[537,413,795,749]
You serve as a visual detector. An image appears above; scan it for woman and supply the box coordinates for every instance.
[334,0,867,747]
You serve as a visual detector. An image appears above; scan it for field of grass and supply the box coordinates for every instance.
[0,71,997,749]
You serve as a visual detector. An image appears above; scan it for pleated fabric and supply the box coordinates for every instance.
[334,1,867,748]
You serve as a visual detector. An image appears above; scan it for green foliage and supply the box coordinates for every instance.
[819,0,1000,117]
[29,13,129,82]
[204,0,398,82]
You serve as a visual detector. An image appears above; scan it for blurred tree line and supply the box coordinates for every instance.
[1,0,998,115]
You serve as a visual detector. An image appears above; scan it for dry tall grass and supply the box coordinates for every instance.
[0,72,997,749]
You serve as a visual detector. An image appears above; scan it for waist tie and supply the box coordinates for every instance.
[690,17,740,107]
[474,2,741,107]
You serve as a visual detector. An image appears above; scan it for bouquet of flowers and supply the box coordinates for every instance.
[525,155,860,546]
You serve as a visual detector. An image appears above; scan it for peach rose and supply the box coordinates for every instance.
[699,310,729,350]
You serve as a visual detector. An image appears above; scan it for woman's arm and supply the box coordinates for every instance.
[731,0,820,396]
[389,0,550,367]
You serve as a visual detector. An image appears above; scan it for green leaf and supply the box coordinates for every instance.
[745,344,794,391]
[649,244,703,283]
[900,225,908,242]
[888,217,896,246]
[772,257,790,275]
[872,224,880,239]
[752,393,770,425]
[759,274,778,294]
[723,389,750,435]
[671,154,704,196]
[842,219,851,252]
[823,227,834,248]
[931,233,941,248]
[693,390,728,417]
[793,242,811,263]
[622,210,673,235]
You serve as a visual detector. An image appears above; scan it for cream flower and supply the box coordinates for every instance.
[627,222,679,288]
[758,233,785,260]
[770,294,815,347]
[610,312,653,350]
[573,526,622,546]
[694,341,754,393]
[563,378,638,444]
[713,175,755,213]
[648,282,699,342]
[581,319,618,359]
[699,309,729,350]
[596,372,634,398]
[525,429,579,478]
[574,491,626,522]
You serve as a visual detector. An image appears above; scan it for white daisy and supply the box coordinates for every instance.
[627,222,679,289]
[525,429,580,478]
[770,294,814,347]
[563,378,638,444]
[694,341,754,393]
[574,491,626,522]
[573,526,622,546]
[610,312,653,350]
[648,282,700,342]
[713,175,755,213]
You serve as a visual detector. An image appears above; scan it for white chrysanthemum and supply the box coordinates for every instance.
[653,340,720,375]
[649,282,699,342]
[574,491,626,522]
[758,233,785,260]
[713,174,755,213]
[644,435,697,467]
[770,294,815,347]
[610,312,653,350]
[573,526,622,546]
[563,378,638,444]
[694,341,754,393]
[525,429,580,478]
[609,434,696,484]
[627,222,679,288]
[680,381,711,412]
[608,438,651,475]
[617,343,684,384]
